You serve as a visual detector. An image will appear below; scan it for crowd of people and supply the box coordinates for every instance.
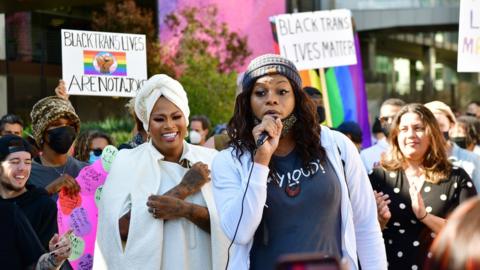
[1,54,480,270]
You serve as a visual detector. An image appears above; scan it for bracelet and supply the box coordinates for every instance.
[418,212,428,221]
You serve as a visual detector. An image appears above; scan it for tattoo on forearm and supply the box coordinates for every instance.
[186,204,211,233]
[164,184,195,200]
[36,252,60,270]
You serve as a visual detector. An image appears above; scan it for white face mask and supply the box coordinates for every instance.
[189,130,202,145]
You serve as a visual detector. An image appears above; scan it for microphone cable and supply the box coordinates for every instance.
[224,148,257,270]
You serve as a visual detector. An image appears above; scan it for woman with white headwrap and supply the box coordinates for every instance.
[93,74,228,269]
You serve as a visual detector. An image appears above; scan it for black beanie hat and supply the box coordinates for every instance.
[242,54,302,92]
[0,135,33,162]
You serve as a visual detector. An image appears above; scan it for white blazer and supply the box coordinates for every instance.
[94,141,229,270]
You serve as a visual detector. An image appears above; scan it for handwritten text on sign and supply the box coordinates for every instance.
[458,0,480,72]
[61,29,147,97]
[274,9,356,70]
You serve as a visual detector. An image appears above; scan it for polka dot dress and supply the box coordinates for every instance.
[369,167,477,270]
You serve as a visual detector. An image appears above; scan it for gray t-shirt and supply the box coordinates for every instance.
[250,150,342,270]
[28,156,88,201]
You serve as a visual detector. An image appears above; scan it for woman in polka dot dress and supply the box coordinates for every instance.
[369,104,477,270]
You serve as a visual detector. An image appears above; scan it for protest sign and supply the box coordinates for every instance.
[273,9,356,70]
[458,0,480,72]
[57,146,118,270]
[61,29,147,97]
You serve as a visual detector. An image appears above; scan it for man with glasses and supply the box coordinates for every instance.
[360,98,406,173]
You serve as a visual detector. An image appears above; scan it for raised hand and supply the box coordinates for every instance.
[163,162,211,200]
[253,115,283,166]
[409,185,427,220]
[54,79,69,101]
[45,174,80,196]
[49,230,72,265]
[374,190,392,230]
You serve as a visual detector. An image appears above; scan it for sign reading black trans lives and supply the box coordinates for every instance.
[61,29,147,97]
[274,9,356,70]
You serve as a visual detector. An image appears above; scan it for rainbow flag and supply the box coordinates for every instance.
[83,50,127,76]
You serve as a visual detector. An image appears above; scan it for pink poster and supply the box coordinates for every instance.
[57,146,117,270]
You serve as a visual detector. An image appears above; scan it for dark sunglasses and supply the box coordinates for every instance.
[466,112,477,117]
[91,148,103,156]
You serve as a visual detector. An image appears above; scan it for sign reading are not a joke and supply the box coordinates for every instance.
[61,29,147,97]
[458,0,480,72]
[274,9,356,70]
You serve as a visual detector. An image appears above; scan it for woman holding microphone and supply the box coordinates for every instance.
[211,54,387,270]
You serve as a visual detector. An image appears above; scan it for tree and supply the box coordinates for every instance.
[163,5,251,126]
[92,0,252,126]
[164,5,251,73]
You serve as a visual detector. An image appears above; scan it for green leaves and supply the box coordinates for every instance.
[80,118,133,145]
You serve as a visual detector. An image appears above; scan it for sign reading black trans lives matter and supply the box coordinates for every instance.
[61,29,147,97]
[274,9,356,70]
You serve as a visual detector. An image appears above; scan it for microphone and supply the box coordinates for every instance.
[256,132,269,148]
[255,115,278,148]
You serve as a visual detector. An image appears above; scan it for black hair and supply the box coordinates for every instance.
[228,76,325,174]
[190,115,211,130]
[468,100,480,107]
[0,114,24,132]
[303,86,322,97]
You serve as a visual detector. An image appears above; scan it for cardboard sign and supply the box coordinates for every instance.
[57,146,118,270]
[273,9,356,70]
[458,0,480,72]
[61,29,147,97]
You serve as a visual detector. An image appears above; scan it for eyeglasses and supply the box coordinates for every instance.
[379,116,395,123]
[466,112,477,117]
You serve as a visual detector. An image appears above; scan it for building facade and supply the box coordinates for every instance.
[1,0,478,123]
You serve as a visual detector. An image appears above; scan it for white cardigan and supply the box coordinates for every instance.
[211,127,387,270]
[93,141,229,270]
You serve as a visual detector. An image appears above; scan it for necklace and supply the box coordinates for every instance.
[405,172,425,191]
[40,156,68,176]
[52,164,67,176]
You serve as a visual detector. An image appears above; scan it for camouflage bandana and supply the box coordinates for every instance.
[253,113,297,138]
[30,96,80,145]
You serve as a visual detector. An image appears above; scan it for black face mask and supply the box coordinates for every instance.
[316,106,326,123]
[451,137,468,149]
[443,132,450,141]
[46,126,77,154]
